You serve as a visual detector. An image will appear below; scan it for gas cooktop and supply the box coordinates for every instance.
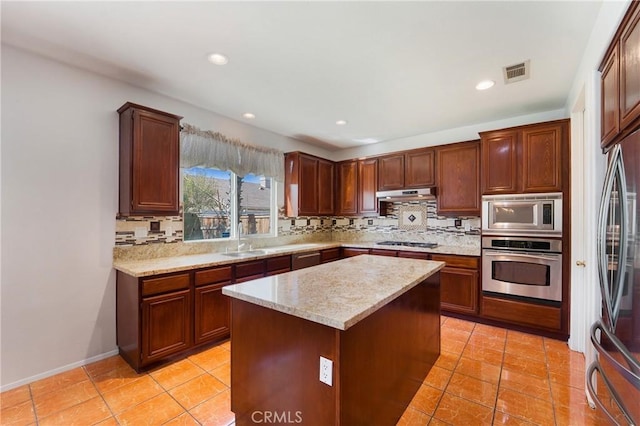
[376,241,438,249]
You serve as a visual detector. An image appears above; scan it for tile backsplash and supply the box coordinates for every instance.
[115,200,480,251]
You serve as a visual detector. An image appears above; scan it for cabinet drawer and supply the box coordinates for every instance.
[371,249,397,257]
[142,273,190,297]
[482,296,561,331]
[342,248,370,257]
[320,248,341,263]
[431,255,479,269]
[195,266,232,287]
[266,255,291,272]
[235,260,266,279]
[398,251,430,260]
[235,273,265,283]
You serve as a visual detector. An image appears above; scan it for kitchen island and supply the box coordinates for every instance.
[222,255,444,425]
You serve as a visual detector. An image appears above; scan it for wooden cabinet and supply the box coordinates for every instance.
[480,130,519,194]
[342,247,370,257]
[118,102,182,216]
[480,120,567,194]
[141,289,191,364]
[481,296,561,332]
[431,255,479,315]
[358,158,378,214]
[397,251,430,260]
[318,159,335,215]
[336,160,359,215]
[600,1,640,148]
[320,247,341,263]
[194,266,232,345]
[235,259,266,283]
[378,149,435,190]
[266,255,291,276]
[601,46,620,147]
[371,248,398,257]
[436,141,481,216]
[378,154,404,190]
[285,152,334,216]
[336,159,378,216]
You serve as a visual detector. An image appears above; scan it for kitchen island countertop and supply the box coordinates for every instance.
[222,254,445,330]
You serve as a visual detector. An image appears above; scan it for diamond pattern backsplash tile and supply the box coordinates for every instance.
[399,204,427,230]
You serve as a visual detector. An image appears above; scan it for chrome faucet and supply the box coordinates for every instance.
[237,222,246,252]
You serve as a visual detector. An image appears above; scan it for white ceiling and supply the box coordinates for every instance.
[1,1,605,150]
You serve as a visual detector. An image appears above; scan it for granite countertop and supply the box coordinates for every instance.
[113,241,479,277]
[222,255,445,330]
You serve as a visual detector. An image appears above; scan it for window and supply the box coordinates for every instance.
[182,167,276,241]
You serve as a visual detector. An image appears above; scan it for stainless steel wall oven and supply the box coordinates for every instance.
[482,236,562,302]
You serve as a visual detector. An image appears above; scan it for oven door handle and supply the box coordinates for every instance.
[482,250,560,261]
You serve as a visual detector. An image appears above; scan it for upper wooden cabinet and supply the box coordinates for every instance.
[118,102,182,216]
[284,152,335,217]
[336,160,359,215]
[336,158,378,216]
[358,158,378,214]
[600,1,640,148]
[436,140,481,216]
[480,120,567,194]
[378,149,435,190]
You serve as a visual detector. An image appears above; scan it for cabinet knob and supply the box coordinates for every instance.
[576,260,586,267]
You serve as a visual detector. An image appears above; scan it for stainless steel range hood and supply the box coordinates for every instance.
[376,187,436,202]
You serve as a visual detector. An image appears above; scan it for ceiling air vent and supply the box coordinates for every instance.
[503,60,530,84]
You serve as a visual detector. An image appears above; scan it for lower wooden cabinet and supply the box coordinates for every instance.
[481,295,561,332]
[194,265,232,345]
[141,289,192,364]
[342,247,371,257]
[431,254,479,315]
[320,248,341,263]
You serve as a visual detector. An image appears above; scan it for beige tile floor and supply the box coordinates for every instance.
[0,317,608,425]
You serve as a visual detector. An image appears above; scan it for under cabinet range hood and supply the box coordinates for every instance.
[376,188,436,202]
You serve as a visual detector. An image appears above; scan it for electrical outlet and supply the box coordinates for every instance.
[454,219,462,227]
[319,356,332,386]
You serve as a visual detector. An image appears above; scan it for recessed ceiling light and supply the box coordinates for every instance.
[242,113,255,119]
[475,80,495,91]
[336,120,348,125]
[207,53,229,65]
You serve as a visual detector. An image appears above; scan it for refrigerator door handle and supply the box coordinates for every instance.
[587,361,637,426]
[591,320,640,387]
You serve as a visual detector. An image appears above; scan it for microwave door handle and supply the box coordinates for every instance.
[482,251,560,261]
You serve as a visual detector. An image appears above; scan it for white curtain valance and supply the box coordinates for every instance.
[180,123,285,182]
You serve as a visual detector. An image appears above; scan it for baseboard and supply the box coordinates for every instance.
[0,349,119,393]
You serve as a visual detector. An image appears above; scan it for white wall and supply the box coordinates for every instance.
[0,45,328,389]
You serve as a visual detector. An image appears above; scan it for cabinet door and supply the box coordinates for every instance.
[141,289,191,364]
[440,267,478,315]
[318,159,335,215]
[437,141,481,216]
[336,161,358,215]
[358,158,378,214]
[378,154,404,190]
[620,4,640,130]
[522,123,563,192]
[131,108,180,215]
[298,154,319,216]
[195,283,230,345]
[601,45,620,148]
[405,149,435,188]
[481,130,519,194]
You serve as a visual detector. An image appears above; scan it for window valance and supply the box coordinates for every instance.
[180,123,285,182]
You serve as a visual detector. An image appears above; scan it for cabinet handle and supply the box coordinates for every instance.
[576,260,586,267]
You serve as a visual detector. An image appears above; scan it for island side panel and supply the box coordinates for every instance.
[230,299,339,426]
[340,272,441,425]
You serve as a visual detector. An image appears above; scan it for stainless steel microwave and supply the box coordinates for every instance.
[481,193,562,236]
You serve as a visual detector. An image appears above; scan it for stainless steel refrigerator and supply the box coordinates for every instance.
[587,128,640,424]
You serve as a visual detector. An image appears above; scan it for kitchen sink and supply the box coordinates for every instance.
[222,250,268,257]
